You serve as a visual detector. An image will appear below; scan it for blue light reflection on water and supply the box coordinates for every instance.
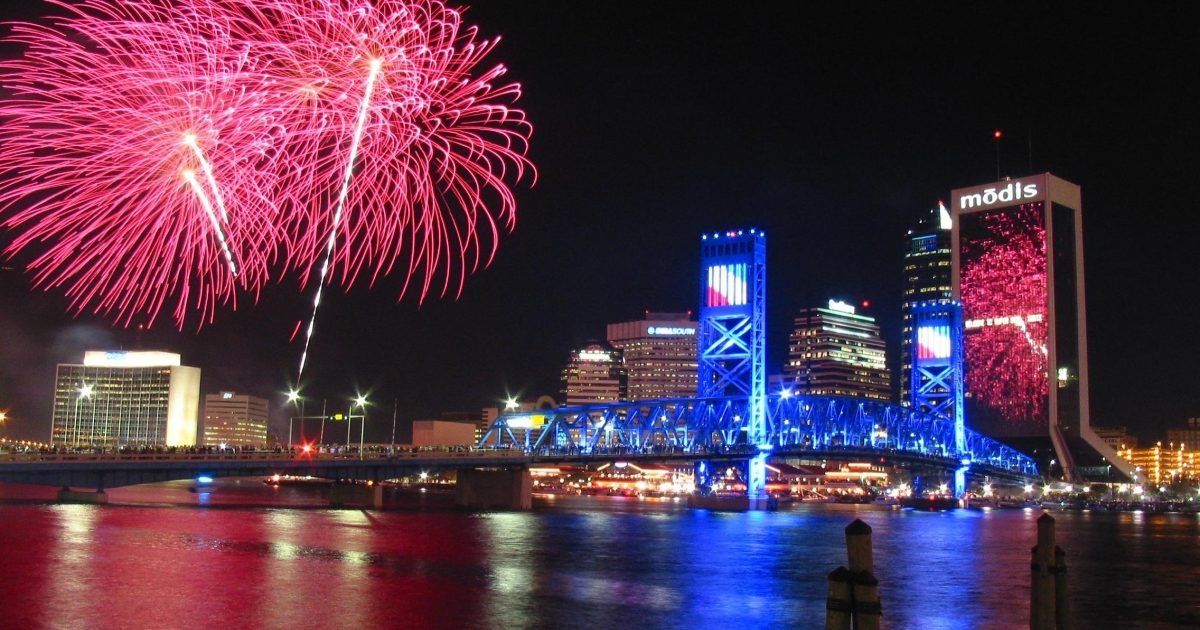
[0,482,1197,629]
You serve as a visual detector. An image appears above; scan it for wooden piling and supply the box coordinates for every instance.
[825,567,852,630]
[846,518,873,574]
[845,519,880,630]
[1030,512,1056,630]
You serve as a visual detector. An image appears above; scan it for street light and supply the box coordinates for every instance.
[348,395,368,456]
[355,395,369,457]
[286,389,302,448]
[73,384,94,447]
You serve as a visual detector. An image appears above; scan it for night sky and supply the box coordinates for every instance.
[0,3,1196,444]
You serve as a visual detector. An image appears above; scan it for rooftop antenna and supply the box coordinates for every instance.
[993,129,1002,180]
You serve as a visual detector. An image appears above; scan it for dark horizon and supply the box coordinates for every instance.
[1,3,1197,445]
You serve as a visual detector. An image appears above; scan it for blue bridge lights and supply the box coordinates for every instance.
[478,227,1037,498]
[477,393,1037,480]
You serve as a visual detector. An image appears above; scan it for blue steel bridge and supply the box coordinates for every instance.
[478,393,1037,483]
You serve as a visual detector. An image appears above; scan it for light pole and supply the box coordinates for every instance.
[349,394,367,457]
[286,389,301,447]
[319,399,327,446]
[73,383,94,447]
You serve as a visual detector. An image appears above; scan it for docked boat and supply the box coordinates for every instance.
[901,496,960,511]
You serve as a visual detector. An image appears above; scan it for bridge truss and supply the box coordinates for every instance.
[478,394,1038,480]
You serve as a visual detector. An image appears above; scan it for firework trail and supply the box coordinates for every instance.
[215,0,533,377]
[0,0,285,327]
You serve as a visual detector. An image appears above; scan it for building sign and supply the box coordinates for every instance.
[954,179,1043,213]
[646,326,696,336]
[578,350,613,362]
[827,299,856,314]
[83,350,182,368]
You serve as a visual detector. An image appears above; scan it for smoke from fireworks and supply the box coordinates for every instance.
[0,0,533,349]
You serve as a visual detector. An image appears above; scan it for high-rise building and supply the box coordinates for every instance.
[202,392,269,447]
[901,202,953,405]
[561,343,626,405]
[51,351,201,447]
[952,173,1132,481]
[607,312,698,401]
[785,300,891,401]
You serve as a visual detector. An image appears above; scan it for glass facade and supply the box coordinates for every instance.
[51,355,200,447]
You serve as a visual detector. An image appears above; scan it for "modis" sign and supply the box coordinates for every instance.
[955,179,1042,211]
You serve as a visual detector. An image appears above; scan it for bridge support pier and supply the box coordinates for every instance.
[329,482,383,509]
[454,468,531,510]
[57,486,108,504]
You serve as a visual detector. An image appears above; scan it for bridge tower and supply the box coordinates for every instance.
[908,300,968,496]
[698,228,768,506]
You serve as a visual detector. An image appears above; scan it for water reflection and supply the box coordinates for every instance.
[1,485,1198,628]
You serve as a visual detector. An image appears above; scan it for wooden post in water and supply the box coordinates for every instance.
[827,519,882,629]
[1030,512,1057,629]
[825,567,852,630]
[846,518,880,630]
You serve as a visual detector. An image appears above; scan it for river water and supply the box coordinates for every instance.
[0,480,1197,629]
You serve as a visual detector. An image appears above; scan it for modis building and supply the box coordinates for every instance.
[952,173,1130,482]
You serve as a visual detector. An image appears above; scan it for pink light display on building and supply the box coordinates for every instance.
[959,203,1049,431]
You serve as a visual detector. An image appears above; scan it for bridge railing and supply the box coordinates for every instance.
[0,448,532,465]
[478,394,1038,477]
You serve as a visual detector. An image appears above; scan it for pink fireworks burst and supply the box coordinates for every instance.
[0,0,287,328]
[0,0,534,334]
[226,0,534,300]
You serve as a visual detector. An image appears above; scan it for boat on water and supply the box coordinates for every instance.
[264,474,333,486]
[900,496,960,511]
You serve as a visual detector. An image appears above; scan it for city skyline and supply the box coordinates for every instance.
[1,4,1197,444]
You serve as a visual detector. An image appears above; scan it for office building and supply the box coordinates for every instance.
[1167,418,1200,450]
[412,419,476,447]
[607,312,698,401]
[202,392,269,447]
[785,300,891,401]
[901,202,954,405]
[51,351,200,447]
[561,343,626,405]
[953,173,1131,481]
